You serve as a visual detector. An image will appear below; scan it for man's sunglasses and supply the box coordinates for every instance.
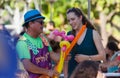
[35,20,44,25]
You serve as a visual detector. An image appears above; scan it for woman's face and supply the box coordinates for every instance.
[67,12,82,30]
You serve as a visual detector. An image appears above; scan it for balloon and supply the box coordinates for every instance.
[52,25,86,78]
[53,41,70,78]
[55,41,70,70]
[51,30,74,78]
[60,41,70,50]
[65,35,74,41]
[53,24,86,78]
[52,30,74,42]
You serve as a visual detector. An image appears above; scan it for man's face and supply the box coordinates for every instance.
[29,19,44,34]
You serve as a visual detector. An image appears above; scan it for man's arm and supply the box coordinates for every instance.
[22,59,55,77]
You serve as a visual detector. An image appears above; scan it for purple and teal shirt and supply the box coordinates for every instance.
[16,33,53,78]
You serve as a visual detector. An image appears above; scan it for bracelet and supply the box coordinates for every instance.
[88,56,92,60]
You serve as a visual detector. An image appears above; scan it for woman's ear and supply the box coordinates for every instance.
[79,15,82,20]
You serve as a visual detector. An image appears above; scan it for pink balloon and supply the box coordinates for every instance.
[53,29,59,35]
[62,46,66,52]
[67,35,74,41]
[52,30,74,41]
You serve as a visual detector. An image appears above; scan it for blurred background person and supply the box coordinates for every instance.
[0,28,18,78]
[0,24,29,78]
[101,41,120,73]
[105,41,120,61]
[44,20,55,36]
[70,60,105,78]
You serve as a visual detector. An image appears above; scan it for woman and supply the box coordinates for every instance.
[65,7,105,78]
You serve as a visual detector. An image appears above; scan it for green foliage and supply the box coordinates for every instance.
[0,0,120,40]
[1,10,8,16]
[42,3,49,14]
[112,15,120,27]
[29,1,35,9]
[10,0,16,9]
[113,27,120,40]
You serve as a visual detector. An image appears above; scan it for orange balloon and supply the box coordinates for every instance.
[65,25,86,58]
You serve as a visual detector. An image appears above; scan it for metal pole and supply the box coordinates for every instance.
[88,0,91,20]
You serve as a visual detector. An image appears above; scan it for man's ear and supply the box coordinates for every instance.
[29,21,34,27]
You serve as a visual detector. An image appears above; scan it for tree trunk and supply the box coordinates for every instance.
[99,12,108,47]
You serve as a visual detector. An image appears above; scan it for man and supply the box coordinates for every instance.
[16,9,59,78]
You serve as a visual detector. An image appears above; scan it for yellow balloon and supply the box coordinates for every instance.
[60,41,70,49]
[53,41,70,78]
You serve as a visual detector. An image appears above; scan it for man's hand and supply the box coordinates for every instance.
[47,70,60,77]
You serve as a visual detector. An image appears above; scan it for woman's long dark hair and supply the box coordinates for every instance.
[67,7,96,36]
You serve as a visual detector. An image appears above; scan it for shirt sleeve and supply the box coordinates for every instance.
[16,40,31,60]
[48,45,53,52]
